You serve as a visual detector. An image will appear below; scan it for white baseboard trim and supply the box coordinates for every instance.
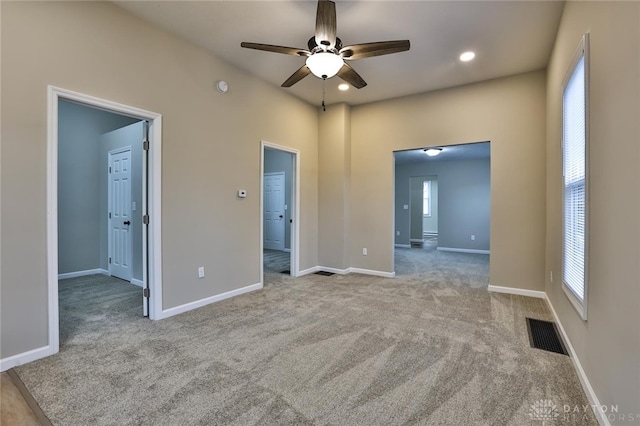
[157,282,262,320]
[410,238,424,243]
[438,247,490,255]
[395,244,411,248]
[298,265,395,278]
[131,278,144,287]
[544,296,609,426]
[348,267,396,278]
[487,284,546,299]
[317,266,350,275]
[298,266,320,276]
[0,345,56,372]
[58,268,109,280]
[283,248,291,253]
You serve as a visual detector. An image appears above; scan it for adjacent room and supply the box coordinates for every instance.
[394,142,490,278]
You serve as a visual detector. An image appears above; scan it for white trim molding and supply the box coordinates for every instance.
[298,266,395,278]
[45,86,164,369]
[395,244,411,248]
[260,141,301,281]
[131,278,144,287]
[545,296,609,426]
[0,345,54,372]
[157,283,263,320]
[58,269,109,280]
[349,267,396,278]
[438,247,490,255]
[487,284,546,299]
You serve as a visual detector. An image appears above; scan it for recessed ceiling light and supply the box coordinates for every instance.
[459,51,475,62]
[338,83,350,91]
[424,148,442,157]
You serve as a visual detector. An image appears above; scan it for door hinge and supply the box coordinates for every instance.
[109,257,112,264]
[143,140,150,151]
[143,214,149,225]
[109,212,112,219]
[143,288,150,298]
[109,166,112,173]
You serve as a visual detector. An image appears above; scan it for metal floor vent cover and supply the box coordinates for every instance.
[315,271,335,276]
[526,318,568,355]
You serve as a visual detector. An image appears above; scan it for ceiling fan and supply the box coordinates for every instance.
[241,0,410,89]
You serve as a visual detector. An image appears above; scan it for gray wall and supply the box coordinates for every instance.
[58,100,138,274]
[263,148,292,250]
[100,123,144,281]
[396,158,490,251]
[2,1,319,360]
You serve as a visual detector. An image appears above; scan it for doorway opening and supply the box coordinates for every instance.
[393,142,491,277]
[261,141,300,278]
[47,86,163,357]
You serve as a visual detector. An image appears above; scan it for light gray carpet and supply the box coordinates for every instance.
[15,249,596,425]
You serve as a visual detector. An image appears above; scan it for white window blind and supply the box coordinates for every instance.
[562,36,588,320]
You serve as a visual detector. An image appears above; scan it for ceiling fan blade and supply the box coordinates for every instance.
[241,42,310,57]
[337,63,367,89]
[315,0,337,49]
[282,65,312,87]
[340,40,410,60]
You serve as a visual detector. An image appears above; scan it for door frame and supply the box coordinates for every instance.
[107,146,133,281]
[47,86,163,356]
[260,141,300,278]
[263,171,286,251]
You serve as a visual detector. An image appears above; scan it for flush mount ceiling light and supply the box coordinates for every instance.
[338,83,350,91]
[424,148,443,157]
[306,52,345,79]
[459,51,476,62]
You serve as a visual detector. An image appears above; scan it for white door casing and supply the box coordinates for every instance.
[263,172,285,251]
[108,147,133,281]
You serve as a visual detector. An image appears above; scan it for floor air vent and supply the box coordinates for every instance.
[314,271,335,276]
[526,318,568,355]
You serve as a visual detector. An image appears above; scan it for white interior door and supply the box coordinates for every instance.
[109,148,133,281]
[264,172,285,251]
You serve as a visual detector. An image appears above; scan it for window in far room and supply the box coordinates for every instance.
[423,180,431,216]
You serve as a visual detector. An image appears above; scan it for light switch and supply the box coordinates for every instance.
[132,201,136,211]
[403,205,409,210]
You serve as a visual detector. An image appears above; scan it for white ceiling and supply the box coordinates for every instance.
[114,1,564,107]
[394,141,490,165]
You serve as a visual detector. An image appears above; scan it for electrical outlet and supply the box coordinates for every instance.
[550,271,553,283]
[198,267,205,278]
[396,231,400,236]
[362,248,368,256]
[471,235,475,241]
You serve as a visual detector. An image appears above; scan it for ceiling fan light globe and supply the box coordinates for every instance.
[306,52,344,79]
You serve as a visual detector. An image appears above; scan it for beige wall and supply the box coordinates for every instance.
[349,71,547,287]
[0,1,318,359]
[545,1,640,417]
[318,103,351,270]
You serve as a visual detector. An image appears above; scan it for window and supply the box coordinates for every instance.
[562,34,589,320]
[423,180,431,216]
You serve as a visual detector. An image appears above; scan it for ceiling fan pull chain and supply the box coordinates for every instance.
[322,78,326,111]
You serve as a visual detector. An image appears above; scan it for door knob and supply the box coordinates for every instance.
[123,221,131,225]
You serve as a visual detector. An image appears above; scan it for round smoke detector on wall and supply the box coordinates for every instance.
[215,80,229,94]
